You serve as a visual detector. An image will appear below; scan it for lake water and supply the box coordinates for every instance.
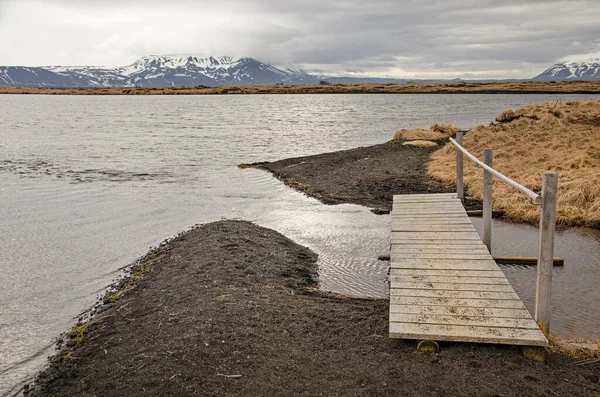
[1,93,599,396]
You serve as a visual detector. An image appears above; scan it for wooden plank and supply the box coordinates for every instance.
[391,210,466,214]
[494,256,564,266]
[393,197,458,202]
[394,193,456,198]
[393,243,487,249]
[390,275,509,285]
[389,323,547,346]
[390,296,526,309]
[391,216,470,221]
[390,259,500,270]
[390,269,507,278]
[393,198,458,203]
[391,239,483,245]
[392,203,463,207]
[392,254,493,260]
[392,204,464,209]
[392,212,467,216]
[390,288,520,300]
[393,196,457,200]
[388,305,533,319]
[391,247,489,254]
[389,313,540,330]
[390,281,514,292]
[393,199,461,203]
[391,226,476,232]
[391,232,480,240]
[392,220,473,225]
[392,244,489,250]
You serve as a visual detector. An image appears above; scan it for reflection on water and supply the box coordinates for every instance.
[1,93,600,396]
[470,217,600,338]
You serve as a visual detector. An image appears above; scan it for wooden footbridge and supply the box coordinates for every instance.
[389,134,558,351]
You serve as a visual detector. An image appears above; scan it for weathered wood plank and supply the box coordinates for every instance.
[391,239,483,245]
[393,243,488,249]
[390,281,514,293]
[389,323,548,346]
[392,220,474,225]
[390,288,520,300]
[390,296,526,309]
[389,269,507,278]
[392,210,467,215]
[393,193,456,198]
[392,204,465,209]
[393,215,471,219]
[494,256,564,266]
[391,231,480,240]
[391,247,490,254]
[392,253,493,260]
[390,259,500,270]
[393,197,458,202]
[392,225,476,232]
[389,313,540,330]
[388,305,533,319]
[390,275,509,284]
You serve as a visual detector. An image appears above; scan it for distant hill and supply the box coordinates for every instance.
[0,55,320,88]
[533,58,600,81]
[0,55,412,88]
[2,54,599,88]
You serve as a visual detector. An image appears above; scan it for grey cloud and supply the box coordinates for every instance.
[1,0,599,78]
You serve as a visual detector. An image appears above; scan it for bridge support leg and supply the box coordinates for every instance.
[417,340,440,353]
[456,132,464,202]
[522,346,547,363]
[483,148,493,252]
[535,172,558,335]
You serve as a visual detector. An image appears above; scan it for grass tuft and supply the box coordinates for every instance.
[393,124,460,141]
[403,140,439,147]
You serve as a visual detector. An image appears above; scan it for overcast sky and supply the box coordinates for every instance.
[1,0,599,79]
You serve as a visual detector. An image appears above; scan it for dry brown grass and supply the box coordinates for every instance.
[2,81,600,95]
[428,99,600,227]
[402,140,439,147]
[548,334,600,360]
[393,124,460,141]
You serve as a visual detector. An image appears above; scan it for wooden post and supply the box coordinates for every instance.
[483,148,493,252]
[534,172,558,335]
[456,132,464,202]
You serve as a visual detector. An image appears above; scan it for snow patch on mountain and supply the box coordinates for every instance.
[533,58,600,81]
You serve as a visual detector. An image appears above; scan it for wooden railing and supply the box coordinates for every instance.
[450,132,558,335]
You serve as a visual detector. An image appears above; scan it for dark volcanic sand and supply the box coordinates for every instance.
[29,221,599,397]
[257,140,481,212]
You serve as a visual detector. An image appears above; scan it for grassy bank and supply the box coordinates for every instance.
[2,81,600,95]
[427,99,600,228]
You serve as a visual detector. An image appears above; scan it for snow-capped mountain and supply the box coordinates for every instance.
[533,58,600,81]
[0,55,319,88]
